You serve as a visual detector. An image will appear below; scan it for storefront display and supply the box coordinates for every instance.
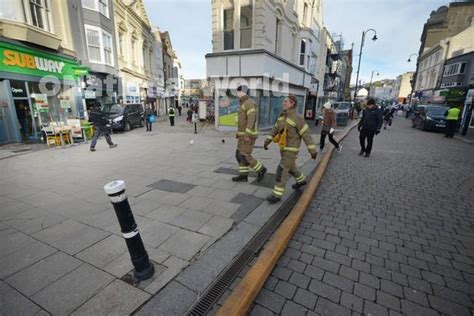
[0,39,86,143]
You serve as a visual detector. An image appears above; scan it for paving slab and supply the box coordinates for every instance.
[0,240,57,279]
[148,179,196,193]
[32,219,110,255]
[0,281,43,316]
[198,216,234,238]
[76,234,127,268]
[158,230,211,260]
[5,251,82,297]
[32,264,114,315]
[71,280,150,315]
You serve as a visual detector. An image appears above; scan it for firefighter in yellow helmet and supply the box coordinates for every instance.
[232,85,267,182]
[264,95,317,204]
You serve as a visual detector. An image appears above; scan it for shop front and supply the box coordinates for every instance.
[0,40,85,143]
[216,88,306,131]
[83,72,119,112]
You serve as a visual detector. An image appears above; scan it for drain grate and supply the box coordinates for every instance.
[185,177,309,315]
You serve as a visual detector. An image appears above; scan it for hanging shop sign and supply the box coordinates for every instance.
[0,41,82,79]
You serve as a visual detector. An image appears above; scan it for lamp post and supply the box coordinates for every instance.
[407,53,418,106]
[353,28,378,102]
[369,70,380,97]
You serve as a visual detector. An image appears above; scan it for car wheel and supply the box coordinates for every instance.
[419,121,426,130]
[124,121,131,131]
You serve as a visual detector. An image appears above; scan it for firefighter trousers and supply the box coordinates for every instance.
[235,137,264,176]
[272,151,305,198]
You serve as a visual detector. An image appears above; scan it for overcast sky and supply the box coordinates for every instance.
[143,0,451,82]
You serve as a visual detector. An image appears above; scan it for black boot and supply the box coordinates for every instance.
[359,150,365,156]
[292,180,307,189]
[364,152,370,158]
[232,175,248,182]
[266,195,281,204]
[257,167,267,182]
[109,144,118,148]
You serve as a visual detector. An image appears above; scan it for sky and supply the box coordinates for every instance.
[142,0,451,82]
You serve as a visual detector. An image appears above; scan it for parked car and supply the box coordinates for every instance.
[411,105,449,131]
[103,103,144,131]
[332,101,351,126]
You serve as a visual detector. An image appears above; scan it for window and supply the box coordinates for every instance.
[29,0,52,32]
[131,39,137,64]
[299,39,306,66]
[118,33,124,56]
[103,33,113,65]
[82,0,109,18]
[240,5,252,49]
[223,8,234,50]
[443,62,466,77]
[86,28,101,62]
[98,0,108,17]
[303,3,308,26]
[275,18,281,54]
[85,25,114,66]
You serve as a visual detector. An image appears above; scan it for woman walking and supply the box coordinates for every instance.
[319,102,341,153]
[263,95,317,204]
[383,106,394,130]
[144,104,154,132]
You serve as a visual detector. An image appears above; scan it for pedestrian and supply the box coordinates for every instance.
[192,110,199,134]
[444,104,460,138]
[89,101,117,152]
[382,106,394,130]
[232,85,267,183]
[264,95,317,204]
[319,102,341,153]
[169,107,175,126]
[178,105,182,116]
[358,98,382,158]
[144,104,153,132]
[187,107,193,123]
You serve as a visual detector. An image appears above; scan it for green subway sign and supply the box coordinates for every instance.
[0,41,87,79]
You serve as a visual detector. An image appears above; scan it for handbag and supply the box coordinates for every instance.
[148,115,156,123]
[322,124,331,133]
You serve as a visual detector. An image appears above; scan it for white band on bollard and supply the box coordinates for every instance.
[123,229,139,239]
[110,193,127,203]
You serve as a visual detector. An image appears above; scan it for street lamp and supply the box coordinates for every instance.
[407,53,418,63]
[407,53,418,106]
[353,28,378,103]
[369,70,380,97]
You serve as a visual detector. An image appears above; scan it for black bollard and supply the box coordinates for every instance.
[194,122,197,134]
[104,180,154,280]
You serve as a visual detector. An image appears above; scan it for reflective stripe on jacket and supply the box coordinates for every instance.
[237,95,258,138]
[264,108,317,154]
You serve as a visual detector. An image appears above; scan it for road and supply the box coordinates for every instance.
[249,117,474,315]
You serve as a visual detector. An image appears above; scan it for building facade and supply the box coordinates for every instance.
[68,0,120,112]
[161,31,177,112]
[0,0,87,144]
[113,0,159,108]
[393,72,414,104]
[206,0,326,130]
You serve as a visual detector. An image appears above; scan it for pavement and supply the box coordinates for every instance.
[239,117,474,315]
[0,114,339,315]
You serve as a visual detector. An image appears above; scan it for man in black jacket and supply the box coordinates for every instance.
[89,102,117,152]
[358,98,382,157]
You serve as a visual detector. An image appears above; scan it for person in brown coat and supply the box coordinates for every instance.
[319,102,341,152]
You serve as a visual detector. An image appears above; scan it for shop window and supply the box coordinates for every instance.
[270,94,285,124]
[223,8,234,50]
[259,95,271,128]
[29,0,52,32]
[240,5,252,49]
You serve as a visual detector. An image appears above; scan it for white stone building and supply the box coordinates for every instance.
[206,0,326,130]
[393,72,414,104]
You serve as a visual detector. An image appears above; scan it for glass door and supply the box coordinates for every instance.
[0,80,21,143]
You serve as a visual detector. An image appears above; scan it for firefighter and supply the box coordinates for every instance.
[264,95,317,204]
[232,85,267,182]
[169,107,175,126]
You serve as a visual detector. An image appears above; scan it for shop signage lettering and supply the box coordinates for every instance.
[0,41,80,80]
[3,50,65,74]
